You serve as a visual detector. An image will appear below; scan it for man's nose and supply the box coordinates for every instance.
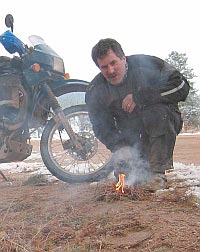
[107,65,115,74]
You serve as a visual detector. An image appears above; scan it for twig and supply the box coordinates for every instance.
[0,199,16,227]
[99,241,102,251]
[0,181,25,227]
[8,239,29,252]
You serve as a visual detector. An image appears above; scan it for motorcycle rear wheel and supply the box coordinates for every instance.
[40,104,114,183]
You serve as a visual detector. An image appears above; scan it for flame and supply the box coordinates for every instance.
[115,173,126,193]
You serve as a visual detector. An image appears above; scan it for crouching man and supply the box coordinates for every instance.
[85,38,190,191]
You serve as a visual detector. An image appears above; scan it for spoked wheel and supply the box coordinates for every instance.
[40,105,114,183]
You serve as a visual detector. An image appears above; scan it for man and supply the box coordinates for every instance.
[85,38,190,191]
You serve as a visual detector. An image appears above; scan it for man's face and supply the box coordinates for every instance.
[97,49,126,85]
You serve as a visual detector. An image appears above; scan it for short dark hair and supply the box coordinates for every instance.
[91,38,125,67]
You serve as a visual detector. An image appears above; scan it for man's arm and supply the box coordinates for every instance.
[135,59,190,106]
[85,91,125,152]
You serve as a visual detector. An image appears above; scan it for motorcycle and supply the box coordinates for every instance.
[0,14,113,183]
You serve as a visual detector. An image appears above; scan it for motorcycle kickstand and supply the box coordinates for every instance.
[0,169,10,182]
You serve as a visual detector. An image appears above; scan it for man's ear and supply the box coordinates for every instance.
[122,55,126,62]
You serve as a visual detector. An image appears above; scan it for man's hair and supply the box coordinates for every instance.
[91,38,125,67]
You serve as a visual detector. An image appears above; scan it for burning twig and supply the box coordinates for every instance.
[115,173,126,193]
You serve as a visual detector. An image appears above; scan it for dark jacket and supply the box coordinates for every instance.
[85,54,189,151]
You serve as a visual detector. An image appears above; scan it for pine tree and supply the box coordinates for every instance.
[165,51,200,128]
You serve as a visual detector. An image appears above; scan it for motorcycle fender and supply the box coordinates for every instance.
[49,79,89,97]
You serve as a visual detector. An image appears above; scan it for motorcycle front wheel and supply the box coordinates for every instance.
[40,104,114,183]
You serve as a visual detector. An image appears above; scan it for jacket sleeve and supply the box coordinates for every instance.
[85,88,125,152]
[136,60,190,106]
[159,71,190,103]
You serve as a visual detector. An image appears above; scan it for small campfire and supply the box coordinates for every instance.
[115,173,126,193]
[96,172,153,202]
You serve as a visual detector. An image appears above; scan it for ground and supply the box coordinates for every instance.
[0,135,200,252]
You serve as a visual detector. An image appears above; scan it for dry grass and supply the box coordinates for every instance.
[0,179,200,252]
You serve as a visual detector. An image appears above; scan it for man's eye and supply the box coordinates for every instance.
[111,61,116,66]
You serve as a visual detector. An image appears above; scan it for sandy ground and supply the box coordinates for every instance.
[0,134,200,252]
[174,134,200,165]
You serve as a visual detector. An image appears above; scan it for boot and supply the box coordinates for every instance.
[142,173,168,192]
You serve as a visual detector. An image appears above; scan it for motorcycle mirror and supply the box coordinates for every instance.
[5,14,14,32]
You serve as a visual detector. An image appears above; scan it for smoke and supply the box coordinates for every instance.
[112,145,150,186]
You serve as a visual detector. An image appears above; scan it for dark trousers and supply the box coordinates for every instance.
[141,104,182,174]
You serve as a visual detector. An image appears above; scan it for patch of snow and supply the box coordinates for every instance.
[168,162,200,200]
[180,132,200,135]
[1,147,200,201]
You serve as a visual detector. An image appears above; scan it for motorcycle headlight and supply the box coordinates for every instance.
[53,57,65,73]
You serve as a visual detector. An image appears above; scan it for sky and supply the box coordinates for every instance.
[0,0,200,92]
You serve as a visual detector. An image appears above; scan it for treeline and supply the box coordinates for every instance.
[166,51,200,131]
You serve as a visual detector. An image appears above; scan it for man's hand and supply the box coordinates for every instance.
[122,94,136,113]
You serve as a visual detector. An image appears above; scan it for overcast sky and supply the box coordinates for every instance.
[1,0,200,92]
